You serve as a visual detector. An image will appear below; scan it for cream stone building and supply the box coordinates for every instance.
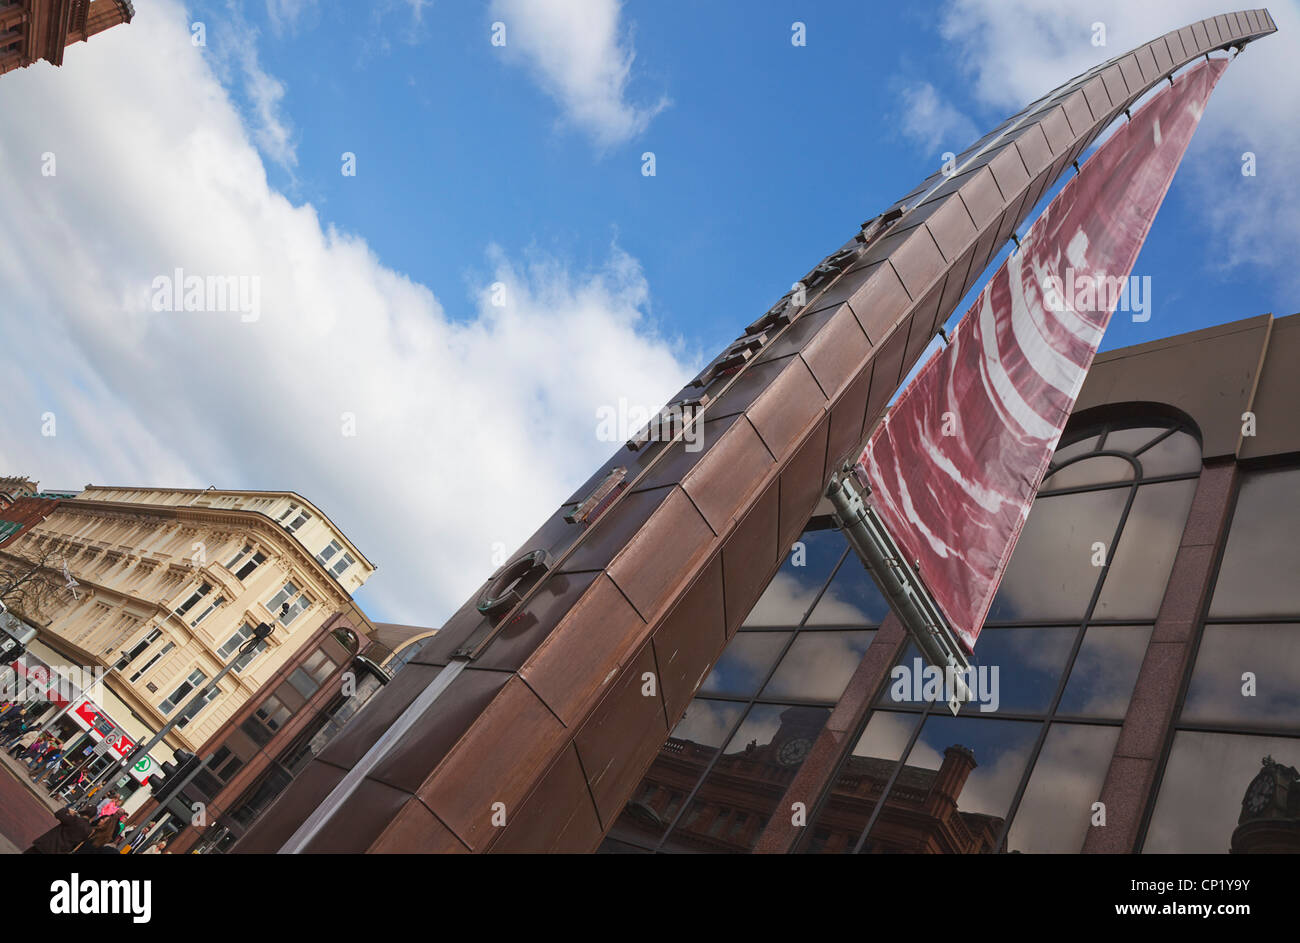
[3,486,375,756]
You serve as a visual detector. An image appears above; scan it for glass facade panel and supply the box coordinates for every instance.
[1057,626,1151,718]
[698,632,790,698]
[742,529,844,626]
[1007,723,1119,852]
[803,558,889,626]
[1041,456,1135,491]
[1092,479,1197,619]
[1144,731,1300,853]
[762,630,873,703]
[1182,624,1300,728]
[1131,430,1201,478]
[986,488,1127,622]
[1209,468,1300,617]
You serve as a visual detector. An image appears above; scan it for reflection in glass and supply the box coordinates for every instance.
[762,630,873,703]
[1093,479,1197,620]
[1209,468,1300,618]
[804,556,889,626]
[1131,431,1200,478]
[1008,723,1119,852]
[743,529,846,626]
[1041,455,1134,491]
[1058,625,1151,718]
[986,488,1127,622]
[663,704,830,852]
[855,715,1039,852]
[1098,426,1165,455]
[606,698,747,849]
[698,632,790,698]
[1182,625,1300,727]
[1048,435,1100,467]
[964,627,1076,714]
[668,698,746,752]
[1144,731,1300,853]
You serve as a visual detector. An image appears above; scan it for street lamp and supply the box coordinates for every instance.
[85,621,276,795]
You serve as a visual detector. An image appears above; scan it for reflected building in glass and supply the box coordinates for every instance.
[601,311,1300,854]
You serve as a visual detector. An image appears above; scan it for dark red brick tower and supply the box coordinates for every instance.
[0,0,133,77]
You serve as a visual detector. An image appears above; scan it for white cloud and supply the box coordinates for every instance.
[0,1,695,625]
[266,0,318,35]
[937,0,1300,304]
[897,81,979,156]
[489,0,668,151]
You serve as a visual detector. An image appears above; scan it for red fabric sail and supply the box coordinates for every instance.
[856,58,1228,653]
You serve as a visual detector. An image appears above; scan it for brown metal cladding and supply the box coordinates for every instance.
[231,759,348,853]
[793,304,873,400]
[825,361,874,472]
[605,486,717,620]
[842,259,912,344]
[370,799,469,853]
[517,573,648,726]
[365,667,512,793]
[415,675,567,851]
[489,743,605,853]
[232,11,1278,855]
[724,481,783,635]
[776,422,829,554]
[651,556,728,721]
[574,642,671,826]
[745,356,829,461]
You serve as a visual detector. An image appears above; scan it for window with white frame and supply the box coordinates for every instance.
[175,684,219,729]
[315,540,356,579]
[114,628,160,671]
[174,582,211,618]
[188,595,225,628]
[128,642,174,683]
[160,668,208,715]
[267,581,311,626]
[225,544,267,581]
[218,623,268,673]
[277,502,312,534]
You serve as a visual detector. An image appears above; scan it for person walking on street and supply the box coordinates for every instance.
[0,708,29,745]
[23,807,94,854]
[95,792,122,818]
[8,726,41,757]
[76,812,127,854]
[34,745,64,779]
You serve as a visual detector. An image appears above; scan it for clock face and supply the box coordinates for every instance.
[777,737,811,767]
[1245,772,1275,814]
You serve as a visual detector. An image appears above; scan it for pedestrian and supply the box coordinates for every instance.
[8,726,41,757]
[0,708,28,744]
[95,792,122,818]
[75,812,126,854]
[141,839,168,855]
[23,807,94,854]
[34,747,64,779]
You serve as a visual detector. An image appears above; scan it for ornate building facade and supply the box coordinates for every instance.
[0,0,133,77]
[1,485,375,762]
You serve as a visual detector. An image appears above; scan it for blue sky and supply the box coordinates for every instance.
[213,0,1292,359]
[2,0,1297,626]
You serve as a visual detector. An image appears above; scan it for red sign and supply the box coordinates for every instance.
[855,58,1228,652]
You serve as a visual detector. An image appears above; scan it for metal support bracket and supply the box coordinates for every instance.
[827,468,973,715]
